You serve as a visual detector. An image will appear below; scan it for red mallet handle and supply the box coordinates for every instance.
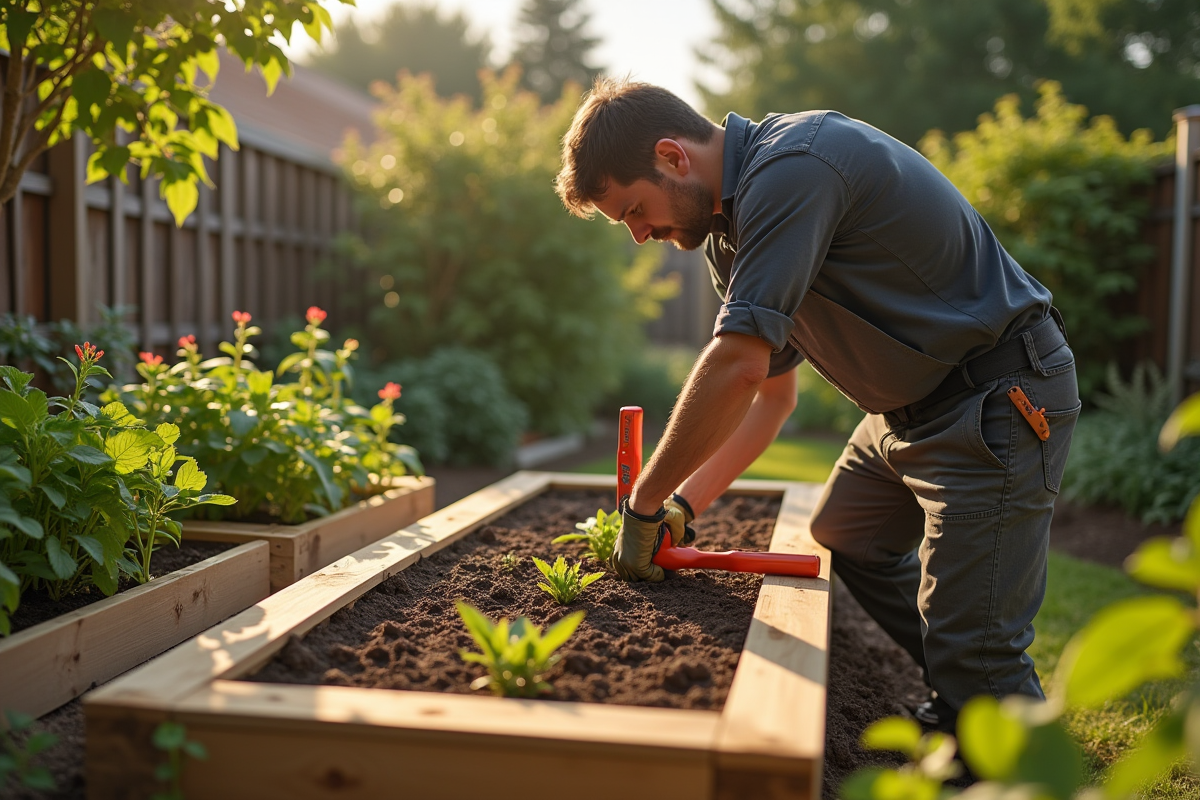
[653,544,821,578]
[617,406,643,509]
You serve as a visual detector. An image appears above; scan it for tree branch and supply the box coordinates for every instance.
[0,40,29,196]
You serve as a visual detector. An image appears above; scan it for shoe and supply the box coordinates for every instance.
[909,693,957,733]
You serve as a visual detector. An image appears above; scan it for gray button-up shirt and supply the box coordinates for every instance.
[706,111,1051,414]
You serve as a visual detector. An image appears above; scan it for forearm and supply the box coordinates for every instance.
[675,367,798,515]
[629,333,772,516]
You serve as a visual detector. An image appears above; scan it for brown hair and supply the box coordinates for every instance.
[556,77,716,218]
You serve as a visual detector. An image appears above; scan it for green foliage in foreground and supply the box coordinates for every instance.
[338,69,674,435]
[921,84,1171,400]
[553,508,620,563]
[844,392,1200,800]
[456,601,583,698]
[0,710,56,791]
[532,555,603,605]
[151,721,207,800]
[1063,364,1200,524]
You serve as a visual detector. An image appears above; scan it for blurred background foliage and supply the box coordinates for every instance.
[335,69,676,439]
[703,0,1199,144]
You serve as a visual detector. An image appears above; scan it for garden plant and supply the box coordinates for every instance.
[111,309,422,525]
[844,390,1200,799]
[0,345,234,635]
[455,600,584,698]
[532,555,603,605]
[553,507,620,562]
[0,710,55,792]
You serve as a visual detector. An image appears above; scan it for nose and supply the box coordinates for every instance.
[626,221,652,245]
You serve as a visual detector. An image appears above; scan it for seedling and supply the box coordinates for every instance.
[499,551,521,572]
[151,721,207,800]
[0,710,56,791]
[552,508,619,562]
[456,601,583,698]
[533,556,603,605]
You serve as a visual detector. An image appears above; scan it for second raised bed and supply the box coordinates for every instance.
[84,472,830,799]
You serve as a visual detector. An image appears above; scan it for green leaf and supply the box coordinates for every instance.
[205,103,238,150]
[39,484,66,508]
[1013,721,1083,800]
[153,722,187,750]
[3,512,43,539]
[227,410,258,437]
[0,560,19,587]
[195,493,237,506]
[101,401,137,426]
[297,449,343,510]
[105,430,155,474]
[861,717,923,758]
[72,534,107,565]
[45,536,77,580]
[155,423,180,446]
[1126,536,1200,592]
[246,370,273,395]
[837,767,941,800]
[1059,595,1196,708]
[956,695,1028,781]
[67,445,113,466]
[72,68,112,117]
[174,459,207,492]
[92,8,134,54]
[162,174,199,227]
[539,610,585,655]
[5,10,37,49]
[0,366,32,394]
[0,390,36,429]
[1159,393,1200,451]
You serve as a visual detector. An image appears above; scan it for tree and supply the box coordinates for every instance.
[0,1,343,226]
[701,0,1198,145]
[511,0,603,104]
[304,2,491,104]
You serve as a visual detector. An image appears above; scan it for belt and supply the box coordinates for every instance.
[890,310,1068,421]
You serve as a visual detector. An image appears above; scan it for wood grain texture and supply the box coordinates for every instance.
[714,483,830,799]
[182,477,435,591]
[0,541,269,721]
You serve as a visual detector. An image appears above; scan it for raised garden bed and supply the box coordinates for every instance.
[0,540,269,723]
[181,476,435,592]
[84,472,830,799]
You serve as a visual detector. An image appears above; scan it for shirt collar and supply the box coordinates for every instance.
[719,112,752,216]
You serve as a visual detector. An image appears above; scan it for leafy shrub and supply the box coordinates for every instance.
[1062,363,1200,524]
[456,601,583,697]
[111,309,421,524]
[0,306,139,391]
[337,69,673,435]
[0,348,233,635]
[845,391,1200,800]
[601,346,695,423]
[553,508,619,562]
[790,361,863,435]
[355,347,527,467]
[0,710,57,792]
[921,82,1172,399]
[532,556,603,605]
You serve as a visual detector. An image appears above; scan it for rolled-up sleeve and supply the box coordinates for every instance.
[712,153,850,351]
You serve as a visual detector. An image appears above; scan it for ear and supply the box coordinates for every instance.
[653,138,691,177]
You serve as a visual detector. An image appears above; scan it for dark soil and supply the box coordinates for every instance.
[250,490,781,710]
[8,541,235,634]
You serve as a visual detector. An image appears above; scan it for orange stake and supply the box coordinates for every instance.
[617,406,643,509]
[1007,386,1050,441]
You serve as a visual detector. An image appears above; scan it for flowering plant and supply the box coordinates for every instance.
[0,347,233,636]
[109,310,422,524]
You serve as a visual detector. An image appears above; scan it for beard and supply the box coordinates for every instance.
[651,177,715,251]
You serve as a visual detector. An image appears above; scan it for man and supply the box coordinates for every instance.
[554,78,1080,731]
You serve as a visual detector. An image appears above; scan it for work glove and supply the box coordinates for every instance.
[609,499,668,582]
[664,493,697,546]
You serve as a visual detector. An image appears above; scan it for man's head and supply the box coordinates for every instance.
[556,78,719,251]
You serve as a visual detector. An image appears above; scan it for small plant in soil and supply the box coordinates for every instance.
[499,551,520,572]
[0,710,57,791]
[552,508,619,562]
[151,721,207,800]
[533,556,603,605]
[456,601,584,698]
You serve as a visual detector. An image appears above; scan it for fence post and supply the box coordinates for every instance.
[46,136,88,323]
[1169,105,1200,405]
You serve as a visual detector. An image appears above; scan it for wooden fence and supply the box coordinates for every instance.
[0,128,362,356]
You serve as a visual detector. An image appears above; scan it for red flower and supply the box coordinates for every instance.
[306,306,327,325]
[378,382,402,401]
[232,310,252,325]
[139,351,163,366]
[178,334,197,349]
[75,342,102,361]
[75,344,84,360]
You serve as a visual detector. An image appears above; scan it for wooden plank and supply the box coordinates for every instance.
[85,471,551,710]
[713,482,830,800]
[109,175,126,316]
[46,136,88,322]
[0,541,269,721]
[219,145,236,325]
[139,175,156,350]
[183,477,436,591]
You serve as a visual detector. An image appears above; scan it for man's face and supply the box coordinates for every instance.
[594,173,715,251]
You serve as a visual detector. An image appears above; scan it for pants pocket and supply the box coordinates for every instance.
[1041,403,1081,493]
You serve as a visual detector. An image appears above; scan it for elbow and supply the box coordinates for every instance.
[711,333,772,390]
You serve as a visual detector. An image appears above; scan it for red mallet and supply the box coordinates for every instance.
[615,406,821,579]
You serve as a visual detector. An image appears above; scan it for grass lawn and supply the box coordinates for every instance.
[569,433,846,483]
[1032,552,1199,798]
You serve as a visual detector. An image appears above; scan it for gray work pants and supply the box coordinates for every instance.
[810,343,1080,712]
